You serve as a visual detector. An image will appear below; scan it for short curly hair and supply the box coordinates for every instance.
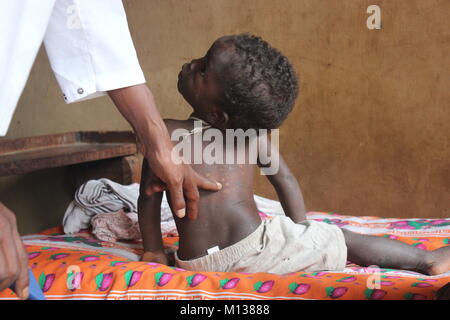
[218,34,299,130]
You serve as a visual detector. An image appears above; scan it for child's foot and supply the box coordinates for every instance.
[426,246,450,275]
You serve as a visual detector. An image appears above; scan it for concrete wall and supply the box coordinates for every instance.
[1,0,448,234]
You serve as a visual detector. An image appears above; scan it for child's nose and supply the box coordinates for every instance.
[182,62,193,74]
[190,58,201,68]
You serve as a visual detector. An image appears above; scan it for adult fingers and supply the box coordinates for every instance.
[183,177,200,220]
[145,178,167,195]
[193,171,222,191]
[149,183,166,194]
[0,205,16,292]
[141,162,166,196]
[166,178,186,218]
[0,228,19,295]
[11,229,29,300]
[0,203,29,299]
[0,248,12,293]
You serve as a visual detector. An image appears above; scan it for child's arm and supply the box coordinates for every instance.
[138,158,169,264]
[257,134,307,223]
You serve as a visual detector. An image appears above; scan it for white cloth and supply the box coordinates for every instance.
[63,178,174,234]
[63,178,140,233]
[63,178,285,235]
[253,194,284,216]
[0,0,146,136]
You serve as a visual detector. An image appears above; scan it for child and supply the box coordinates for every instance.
[138,34,450,275]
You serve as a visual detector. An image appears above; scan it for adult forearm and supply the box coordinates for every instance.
[107,84,172,160]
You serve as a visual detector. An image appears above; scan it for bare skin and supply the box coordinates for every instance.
[342,229,450,275]
[140,119,262,260]
[108,84,221,220]
[139,36,450,276]
[0,203,29,299]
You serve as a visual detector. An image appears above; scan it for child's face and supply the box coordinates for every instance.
[177,37,235,118]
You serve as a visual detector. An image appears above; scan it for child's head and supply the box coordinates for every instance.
[177,33,299,130]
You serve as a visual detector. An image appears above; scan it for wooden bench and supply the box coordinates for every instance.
[0,131,142,189]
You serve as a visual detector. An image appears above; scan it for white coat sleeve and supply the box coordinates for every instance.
[43,0,146,104]
[0,0,56,136]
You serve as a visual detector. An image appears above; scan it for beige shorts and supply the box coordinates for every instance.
[175,215,347,274]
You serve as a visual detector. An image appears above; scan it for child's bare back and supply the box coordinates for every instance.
[163,118,261,260]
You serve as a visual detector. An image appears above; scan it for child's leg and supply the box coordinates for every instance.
[341,229,450,275]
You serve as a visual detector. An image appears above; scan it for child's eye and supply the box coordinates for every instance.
[199,63,206,76]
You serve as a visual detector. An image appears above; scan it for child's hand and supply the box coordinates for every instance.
[141,251,169,265]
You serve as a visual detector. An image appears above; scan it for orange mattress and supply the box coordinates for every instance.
[1,212,449,300]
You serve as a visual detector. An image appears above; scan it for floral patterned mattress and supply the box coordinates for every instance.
[1,212,449,300]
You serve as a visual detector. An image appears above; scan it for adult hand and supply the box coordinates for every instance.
[142,155,221,220]
[108,84,221,220]
[0,202,29,299]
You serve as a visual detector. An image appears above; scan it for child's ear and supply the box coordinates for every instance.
[206,108,230,130]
